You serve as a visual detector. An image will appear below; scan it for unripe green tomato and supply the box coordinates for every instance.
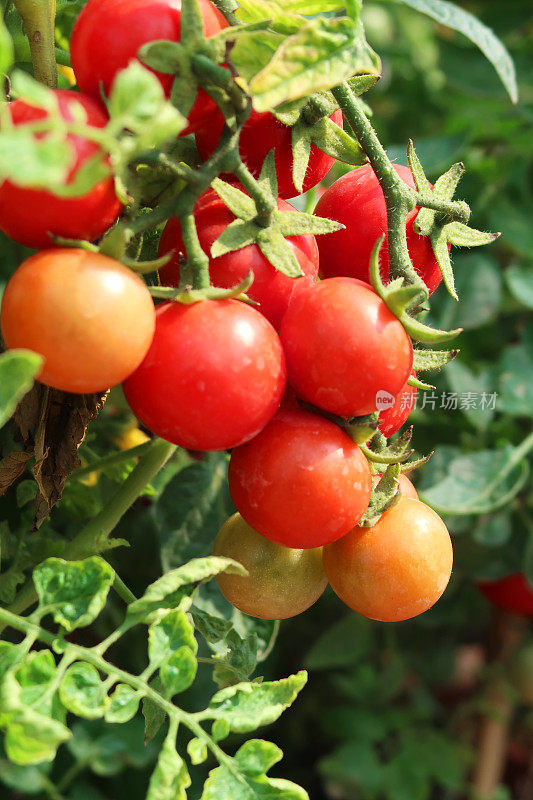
[213,514,328,620]
[509,643,533,705]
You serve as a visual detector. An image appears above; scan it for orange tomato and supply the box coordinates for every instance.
[1,249,155,394]
[323,496,453,622]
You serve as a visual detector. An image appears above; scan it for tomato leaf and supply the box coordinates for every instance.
[395,0,518,103]
[59,663,108,720]
[33,557,115,632]
[0,350,43,428]
[249,17,380,112]
[146,735,191,800]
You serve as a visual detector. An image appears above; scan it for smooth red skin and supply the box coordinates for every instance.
[478,574,533,617]
[378,375,417,438]
[280,277,413,417]
[196,109,343,199]
[228,408,372,549]
[315,164,443,295]
[71,0,227,134]
[0,91,122,249]
[123,299,286,451]
[158,191,319,329]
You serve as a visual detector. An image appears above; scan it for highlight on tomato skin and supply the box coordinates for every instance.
[158,190,319,329]
[478,573,533,617]
[196,108,344,199]
[122,297,287,452]
[0,248,156,394]
[315,163,444,295]
[280,277,413,417]
[213,513,328,620]
[323,496,453,622]
[70,0,228,135]
[0,90,122,249]
[228,407,372,550]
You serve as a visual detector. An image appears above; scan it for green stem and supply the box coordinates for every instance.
[234,161,277,227]
[179,212,211,290]
[333,83,418,286]
[4,438,177,621]
[13,0,57,88]
[113,574,137,605]
[71,441,153,480]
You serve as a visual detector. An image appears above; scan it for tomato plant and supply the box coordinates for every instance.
[158,189,319,328]
[323,496,453,622]
[123,298,286,450]
[280,277,413,416]
[315,164,443,294]
[0,0,523,798]
[213,513,327,619]
[1,248,155,393]
[0,90,122,248]
[196,108,344,199]
[229,408,372,548]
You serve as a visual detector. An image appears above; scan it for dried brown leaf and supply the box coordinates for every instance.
[0,451,33,495]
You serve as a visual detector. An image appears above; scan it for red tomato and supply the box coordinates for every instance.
[0,91,122,249]
[372,473,418,500]
[279,277,413,417]
[71,0,227,134]
[0,249,155,393]
[228,408,372,549]
[123,299,286,451]
[314,164,443,295]
[196,108,343,199]
[378,374,417,438]
[323,496,453,622]
[478,573,533,617]
[158,190,319,329]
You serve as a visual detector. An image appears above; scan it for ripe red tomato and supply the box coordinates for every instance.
[478,573,533,617]
[123,298,286,450]
[378,374,417,438]
[71,0,227,134]
[279,277,413,417]
[0,91,122,249]
[323,496,453,622]
[158,190,319,329]
[213,513,327,619]
[0,249,155,393]
[372,473,418,500]
[228,408,372,549]
[314,164,443,295]
[195,108,344,199]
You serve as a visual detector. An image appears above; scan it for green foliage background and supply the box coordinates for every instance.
[0,1,531,799]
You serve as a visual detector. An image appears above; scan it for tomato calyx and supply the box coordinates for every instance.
[407,141,499,301]
[150,271,255,305]
[210,173,342,278]
[359,464,402,527]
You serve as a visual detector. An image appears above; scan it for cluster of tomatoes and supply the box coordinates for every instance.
[0,0,456,625]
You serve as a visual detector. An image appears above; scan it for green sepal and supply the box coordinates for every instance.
[276,211,343,237]
[257,149,279,200]
[360,428,414,464]
[308,115,365,165]
[210,220,259,257]
[431,226,457,300]
[359,464,401,527]
[406,139,430,195]
[399,452,433,473]
[446,222,500,248]
[369,237,461,343]
[211,179,257,219]
[412,348,459,371]
[180,0,207,42]
[347,72,380,96]
[256,228,303,278]
[408,374,435,391]
[150,272,255,304]
[170,74,200,120]
[342,412,380,445]
[291,122,312,194]
[138,41,185,75]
